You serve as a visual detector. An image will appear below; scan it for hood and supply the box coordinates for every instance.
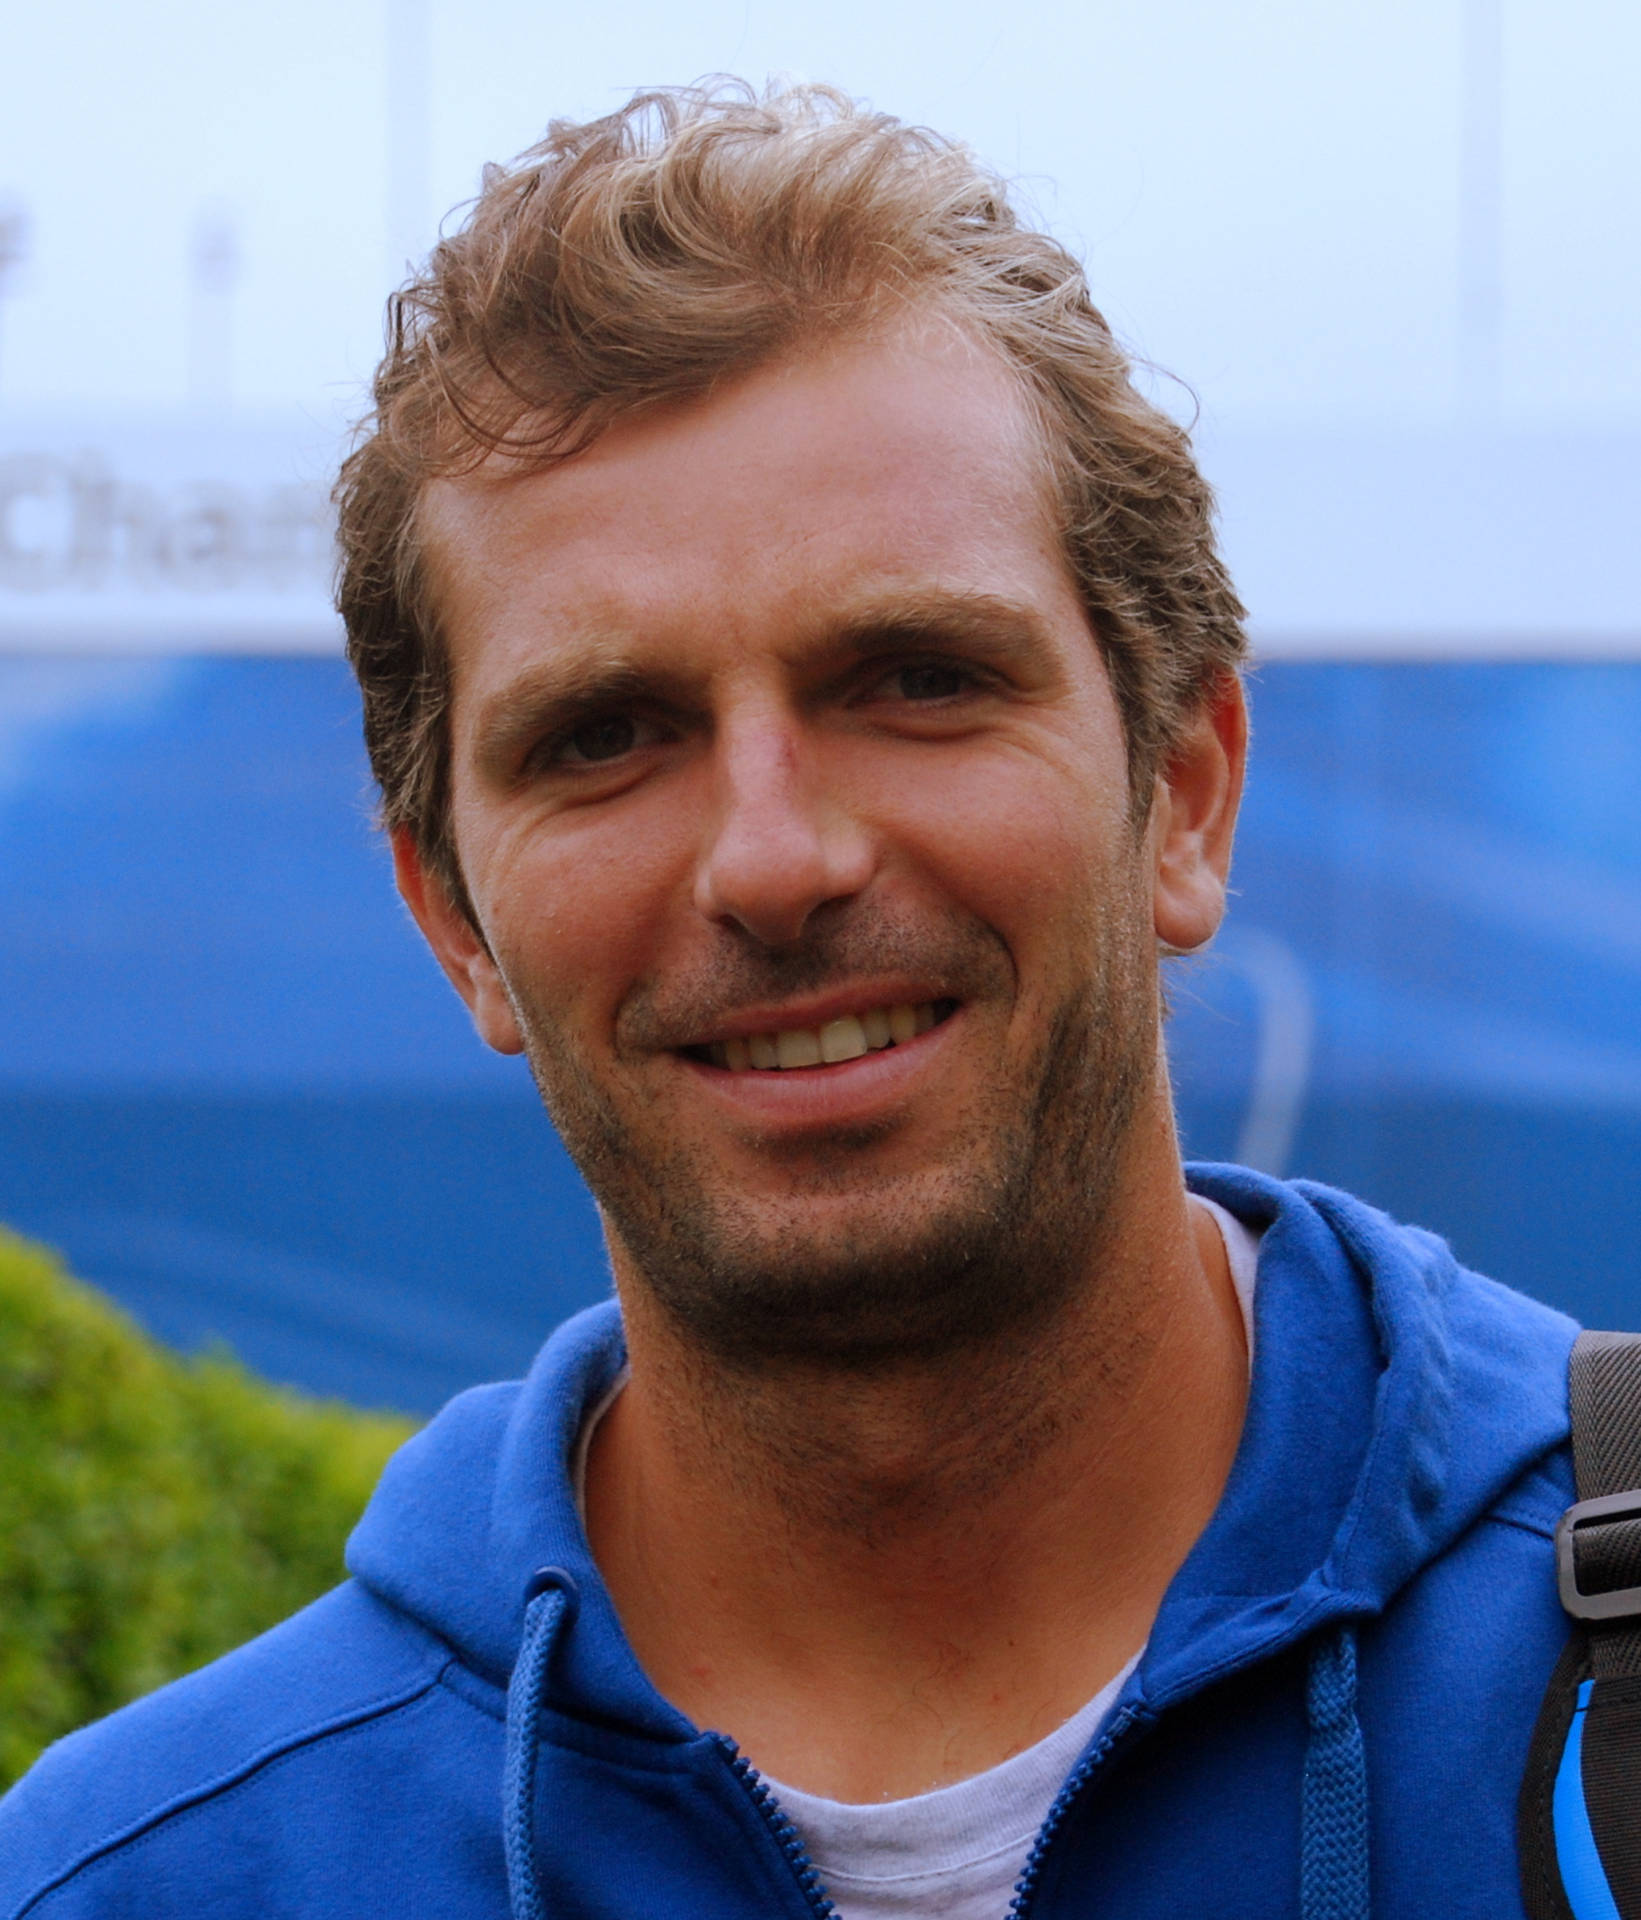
[1144,1166,1574,1705]
[345,1165,1577,1739]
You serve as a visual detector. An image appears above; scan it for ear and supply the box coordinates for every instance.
[1149,671,1248,953]
[391,827,526,1055]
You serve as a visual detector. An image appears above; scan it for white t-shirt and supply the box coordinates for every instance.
[761,1197,1262,1920]
[764,1653,1140,1920]
[574,1197,1263,1920]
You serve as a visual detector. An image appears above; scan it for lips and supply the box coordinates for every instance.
[696,999,956,1071]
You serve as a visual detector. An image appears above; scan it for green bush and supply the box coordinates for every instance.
[0,1226,415,1788]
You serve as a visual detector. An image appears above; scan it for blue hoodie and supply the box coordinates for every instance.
[0,1169,1581,1918]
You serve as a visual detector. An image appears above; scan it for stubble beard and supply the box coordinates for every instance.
[506,892,1159,1376]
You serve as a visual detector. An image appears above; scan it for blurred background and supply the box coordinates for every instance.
[0,0,1637,1414]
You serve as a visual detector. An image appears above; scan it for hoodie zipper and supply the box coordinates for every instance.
[715,1734,841,1920]
[718,1701,1143,1920]
[1006,1704,1144,1919]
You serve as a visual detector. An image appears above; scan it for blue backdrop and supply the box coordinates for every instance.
[1,655,1636,1412]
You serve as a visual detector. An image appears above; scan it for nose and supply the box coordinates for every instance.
[693,709,875,947]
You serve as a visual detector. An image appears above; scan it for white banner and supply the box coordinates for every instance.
[2,414,1638,659]
[0,417,343,652]
[1199,428,1641,661]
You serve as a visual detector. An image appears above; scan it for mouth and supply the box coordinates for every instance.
[684,998,961,1072]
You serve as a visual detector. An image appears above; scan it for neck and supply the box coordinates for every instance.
[584,1103,1248,1800]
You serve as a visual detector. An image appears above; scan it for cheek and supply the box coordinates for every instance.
[462,799,690,1028]
[876,744,1132,948]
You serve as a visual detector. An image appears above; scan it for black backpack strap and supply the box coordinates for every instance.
[1520,1331,1641,1920]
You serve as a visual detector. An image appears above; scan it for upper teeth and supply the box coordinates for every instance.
[708,1002,939,1071]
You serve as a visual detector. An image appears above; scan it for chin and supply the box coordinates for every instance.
[597,1149,1106,1373]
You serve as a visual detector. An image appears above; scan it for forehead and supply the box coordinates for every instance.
[419,321,1079,698]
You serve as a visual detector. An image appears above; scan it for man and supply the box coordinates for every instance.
[0,83,1580,1919]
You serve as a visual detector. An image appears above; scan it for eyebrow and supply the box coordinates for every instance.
[467,645,672,780]
[465,587,1063,778]
[823,587,1062,666]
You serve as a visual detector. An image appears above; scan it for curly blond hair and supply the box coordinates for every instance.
[336,80,1245,910]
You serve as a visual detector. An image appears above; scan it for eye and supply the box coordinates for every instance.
[873,658,983,706]
[540,711,674,771]
[894,662,968,701]
[559,715,641,764]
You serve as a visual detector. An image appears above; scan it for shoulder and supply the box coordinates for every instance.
[0,1580,482,1918]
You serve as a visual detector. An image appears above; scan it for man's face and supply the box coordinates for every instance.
[406,322,1223,1367]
